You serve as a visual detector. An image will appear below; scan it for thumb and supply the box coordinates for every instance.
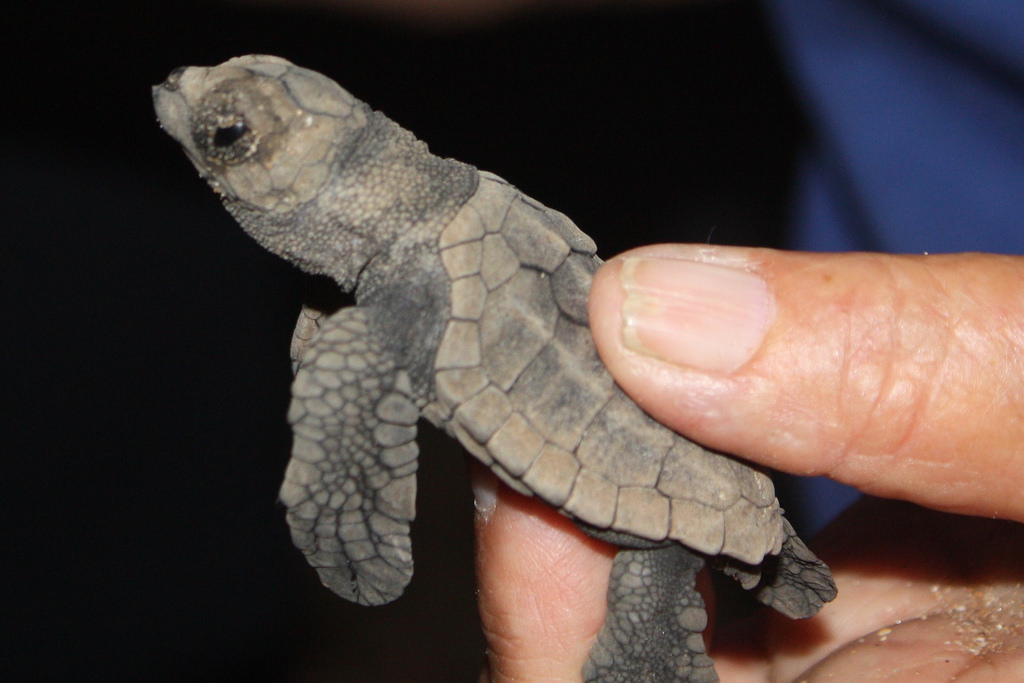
[588,244,1024,523]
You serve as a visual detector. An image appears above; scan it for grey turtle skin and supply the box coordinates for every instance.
[154,55,836,683]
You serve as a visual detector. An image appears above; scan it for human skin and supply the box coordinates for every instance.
[474,246,1024,682]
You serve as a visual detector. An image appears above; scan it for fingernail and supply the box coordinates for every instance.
[620,256,773,373]
[470,466,498,521]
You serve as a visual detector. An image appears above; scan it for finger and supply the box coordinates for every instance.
[471,465,615,682]
[758,498,1024,682]
[588,245,1024,522]
[713,498,1024,682]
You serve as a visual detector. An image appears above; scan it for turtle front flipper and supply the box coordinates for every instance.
[279,306,421,606]
[585,545,718,683]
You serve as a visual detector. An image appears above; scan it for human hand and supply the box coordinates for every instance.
[474,245,1024,682]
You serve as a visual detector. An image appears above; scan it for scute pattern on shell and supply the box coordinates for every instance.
[433,173,784,565]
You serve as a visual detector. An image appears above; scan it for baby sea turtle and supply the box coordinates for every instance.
[154,55,835,683]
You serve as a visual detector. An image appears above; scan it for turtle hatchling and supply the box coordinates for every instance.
[154,55,836,683]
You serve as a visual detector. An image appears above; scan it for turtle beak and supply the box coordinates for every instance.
[152,69,211,178]
[153,79,188,140]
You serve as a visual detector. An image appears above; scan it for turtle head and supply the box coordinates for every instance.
[155,55,477,291]
[154,55,370,212]
[153,55,378,286]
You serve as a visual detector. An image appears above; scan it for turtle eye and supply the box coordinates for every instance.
[213,120,248,147]
[195,110,258,165]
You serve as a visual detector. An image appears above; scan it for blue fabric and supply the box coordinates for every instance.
[764,0,1024,254]
[759,0,1024,531]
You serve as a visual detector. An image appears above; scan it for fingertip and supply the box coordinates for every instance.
[587,256,629,377]
[469,461,498,522]
[474,480,613,683]
[589,247,759,435]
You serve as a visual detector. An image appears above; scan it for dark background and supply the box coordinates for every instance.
[3,1,802,680]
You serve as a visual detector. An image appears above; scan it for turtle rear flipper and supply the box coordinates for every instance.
[752,520,837,618]
[721,519,837,619]
[585,545,718,683]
